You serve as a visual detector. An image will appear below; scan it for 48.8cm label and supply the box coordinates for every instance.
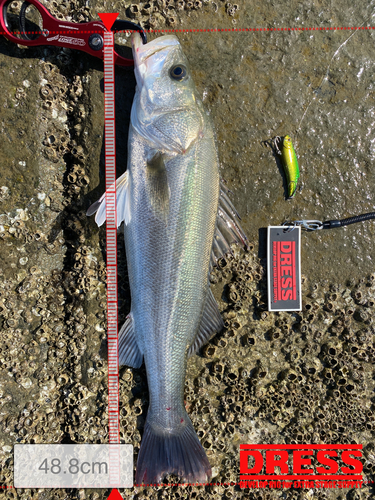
[14,444,133,488]
[39,457,108,475]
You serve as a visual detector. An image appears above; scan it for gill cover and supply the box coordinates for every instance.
[131,33,204,154]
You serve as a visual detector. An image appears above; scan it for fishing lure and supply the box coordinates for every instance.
[274,135,300,199]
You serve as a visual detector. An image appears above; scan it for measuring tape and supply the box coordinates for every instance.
[103,29,121,487]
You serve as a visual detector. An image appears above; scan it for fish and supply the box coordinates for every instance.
[279,135,300,199]
[87,33,248,485]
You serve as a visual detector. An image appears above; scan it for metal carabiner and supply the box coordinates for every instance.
[282,220,323,232]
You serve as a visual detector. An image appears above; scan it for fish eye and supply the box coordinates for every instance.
[170,65,187,81]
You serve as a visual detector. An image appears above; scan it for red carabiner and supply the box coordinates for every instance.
[0,0,147,66]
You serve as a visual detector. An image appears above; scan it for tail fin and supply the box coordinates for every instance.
[135,413,211,486]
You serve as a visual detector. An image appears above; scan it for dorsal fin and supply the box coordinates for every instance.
[210,181,248,269]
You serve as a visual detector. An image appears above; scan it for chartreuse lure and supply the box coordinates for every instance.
[280,135,300,199]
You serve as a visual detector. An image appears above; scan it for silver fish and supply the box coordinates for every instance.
[87,33,248,485]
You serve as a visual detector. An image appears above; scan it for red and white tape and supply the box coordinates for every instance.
[103,30,121,487]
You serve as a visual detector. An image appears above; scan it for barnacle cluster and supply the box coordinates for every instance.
[0,6,113,494]
[43,0,91,22]
[119,246,374,499]
[225,2,239,17]
[2,221,375,499]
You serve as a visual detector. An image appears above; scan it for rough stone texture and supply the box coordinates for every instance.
[0,0,375,498]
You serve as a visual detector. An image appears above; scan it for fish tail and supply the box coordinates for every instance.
[135,412,211,486]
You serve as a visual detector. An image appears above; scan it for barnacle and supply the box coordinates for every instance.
[128,3,141,17]
[167,15,177,26]
[202,344,216,357]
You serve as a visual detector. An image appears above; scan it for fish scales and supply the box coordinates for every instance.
[126,119,219,418]
[88,33,248,485]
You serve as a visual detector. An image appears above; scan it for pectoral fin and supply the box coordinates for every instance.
[86,171,131,227]
[188,289,224,357]
[145,152,170,222]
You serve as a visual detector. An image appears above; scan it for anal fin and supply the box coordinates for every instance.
[188,289,224,357]
[119,314,143,368]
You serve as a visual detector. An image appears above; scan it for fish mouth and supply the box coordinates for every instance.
[131,33,180,87]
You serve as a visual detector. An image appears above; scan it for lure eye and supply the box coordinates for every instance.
[170,65,187,81]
